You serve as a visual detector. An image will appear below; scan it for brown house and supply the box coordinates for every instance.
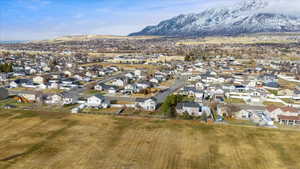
[278,115,300,126]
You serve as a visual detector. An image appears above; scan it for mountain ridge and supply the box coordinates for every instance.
[129,0,300,37]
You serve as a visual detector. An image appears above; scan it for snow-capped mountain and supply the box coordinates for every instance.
[129,0,300,37]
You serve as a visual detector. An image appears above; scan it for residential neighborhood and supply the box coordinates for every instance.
[0,45,300,128]
[1,0,300,168]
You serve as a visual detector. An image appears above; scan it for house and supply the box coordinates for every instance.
[278,115,300,126]
[278,89,294,96]
[124,84,139,93]
[0,88,8,100]
[61,92,78,105]
[176,102,202,116]
[0,73,8,81]
[87,94,110,108]
[112,78,127,87]
[259,74,277,83]
[10,79,31,88]
[18,92,40,102]
[94,83,118,94]
[125,72,135,79]
[33,76,44,84]
[195,91,204,102]
[134,70,142,77]
[235,109,252,120]
[47,94,63,104]
[94,83,105,91]
[264,82,280,89]
[107,86,118,94]
[48,82,59,89]
[180,87,198,96]
[136,97,157,111]
[195,82,205,90]
[292,89,300,100]
[149,78,159,84]
[154,74,167,81]
[136,81,151,89]
[265,105,300,122]
[38,83,47,90]
[234,85,247,92]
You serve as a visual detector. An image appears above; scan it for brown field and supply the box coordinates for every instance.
[176,35,299,45]
[35,35,162,43]
[81,62,162,70]
[0,109,299,169]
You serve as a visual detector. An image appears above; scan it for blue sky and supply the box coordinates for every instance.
[0,0,232,40]
[1,0,299,41]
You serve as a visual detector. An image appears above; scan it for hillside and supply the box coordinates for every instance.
[0,110,299,169]
[130,0,300,37]
[34,35,162,43]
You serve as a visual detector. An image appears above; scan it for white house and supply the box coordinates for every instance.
[10,81,19,88]
[33,76,44,84]
[87,94,110,108]
[47,94,62,104]
[112,78,127,87]
[136,97,157,111]
[149,78,159,84]
[235,109,251,120]
[136,82,151,89]
[61,93,79,105]
[48,82,59,89]
[176,102,202,116]
[125,84,138,93]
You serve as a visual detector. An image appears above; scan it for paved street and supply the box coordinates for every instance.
[154,76,187,103]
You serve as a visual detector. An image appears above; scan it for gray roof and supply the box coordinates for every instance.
[177,102,201,109]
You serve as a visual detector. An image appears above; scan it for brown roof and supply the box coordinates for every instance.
[266,105,281,112]
[266,105,299,113]
[280,107,299,113]
[278,115,300,121]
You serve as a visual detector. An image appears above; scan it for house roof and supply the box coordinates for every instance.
[92,94,105,100]
[278,115,300,121]
[136,97,157,103]
[60,92,77,98]
[266,105,299,113]
[281,107,299,113]
[266,105,281,112]
[177,102,201,109]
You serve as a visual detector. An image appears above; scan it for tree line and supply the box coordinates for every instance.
[0,63,13,73]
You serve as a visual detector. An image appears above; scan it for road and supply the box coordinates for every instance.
[154,76,188,103]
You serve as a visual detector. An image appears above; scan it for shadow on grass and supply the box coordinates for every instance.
[0,120,78,168]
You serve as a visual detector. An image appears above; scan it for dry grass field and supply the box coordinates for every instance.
[176,35,299,45]
[35,35,162,43]
[0,109,299,169]
[81,62,162,71]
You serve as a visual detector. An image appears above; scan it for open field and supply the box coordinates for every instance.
[81,62,163,70]
[0,109,299,169]
[176,35,300,45]
[35,35,162,43]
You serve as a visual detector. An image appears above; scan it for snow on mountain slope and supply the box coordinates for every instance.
[130,0,300,37]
